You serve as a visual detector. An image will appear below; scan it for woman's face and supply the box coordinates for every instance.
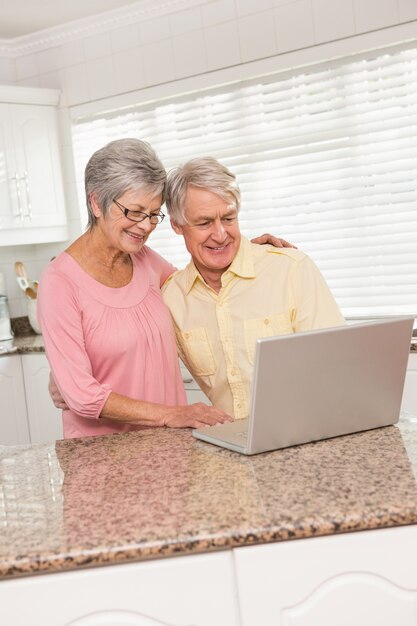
[96,188,164,253]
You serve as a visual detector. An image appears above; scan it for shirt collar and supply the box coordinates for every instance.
[182,236,255,294]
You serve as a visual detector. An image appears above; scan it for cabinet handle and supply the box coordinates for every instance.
[23,171,32,219]
[182,377,193,383]
[10,173,24,220]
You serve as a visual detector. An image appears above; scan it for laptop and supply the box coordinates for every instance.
[192,317,414,455]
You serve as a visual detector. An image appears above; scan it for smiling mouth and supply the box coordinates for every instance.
[125,230,145,242]
[207,242,229,251]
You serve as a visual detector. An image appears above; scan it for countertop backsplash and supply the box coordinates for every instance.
[11,315,35,337]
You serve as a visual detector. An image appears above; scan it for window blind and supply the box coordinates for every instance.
[71,45,417,318]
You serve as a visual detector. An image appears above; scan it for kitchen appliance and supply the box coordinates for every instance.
[0,296,13,341]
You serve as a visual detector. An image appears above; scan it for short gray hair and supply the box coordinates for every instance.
[84,138,166,229]
[165,156,241,224]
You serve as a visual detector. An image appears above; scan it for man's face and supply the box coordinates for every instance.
[171,186,241,282]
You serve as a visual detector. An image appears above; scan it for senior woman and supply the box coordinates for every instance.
[37,138,235,439]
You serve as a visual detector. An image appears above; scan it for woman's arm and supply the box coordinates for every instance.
[38,267,112,418]
[40,268,232,429]
[48,372,232,428]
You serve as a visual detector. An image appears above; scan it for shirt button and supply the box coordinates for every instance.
[184,332,190,339]
[264,319,270,325]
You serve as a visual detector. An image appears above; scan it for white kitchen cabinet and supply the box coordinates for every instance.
[0,353,62,445]
[0,354,30,445]
[21,353,63,443]
[234,524,417,626]
[0,85,68,246]
[401,353,417,417]
[0,551,240,626]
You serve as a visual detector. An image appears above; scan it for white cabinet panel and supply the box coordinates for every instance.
[10,104,67,229]
[0,354,30,444]
[185,388,211,405]
[0,104,19,225]
[0,353,62,445]
[0,551,240,626]
[401,353,417,417]
[234,525,417,626]
[0,89,68,246]
[21,353,63,443]
[279,573,416,626]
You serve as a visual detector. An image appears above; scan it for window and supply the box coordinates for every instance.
[71,44,417,318]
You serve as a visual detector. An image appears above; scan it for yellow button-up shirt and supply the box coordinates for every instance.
[162,237,345,419]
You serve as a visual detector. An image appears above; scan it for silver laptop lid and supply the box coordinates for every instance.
[246,317,414,454]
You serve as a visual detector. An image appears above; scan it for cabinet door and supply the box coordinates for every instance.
[401,354,417,417]
[11,104,67,229]
[234,525,417,626]
[0,100,68,245]
[0,551,240,626]
[0,355,30,445]
[21,353,63,443]
[0,104,20,229]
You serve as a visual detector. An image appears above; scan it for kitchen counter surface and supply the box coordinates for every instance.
[0,334,45,355]
[1,414,417,580]
[0,317,44,355]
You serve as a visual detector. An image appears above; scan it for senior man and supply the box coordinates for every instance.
[162,157,345,421]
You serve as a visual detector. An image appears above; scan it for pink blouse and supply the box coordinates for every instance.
[37,247,186,439]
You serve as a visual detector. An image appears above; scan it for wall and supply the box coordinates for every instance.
[0,0,416,317]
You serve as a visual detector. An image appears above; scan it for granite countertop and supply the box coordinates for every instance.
[1,414,417,580]
[0,317,44,355]
[0,334,45,355]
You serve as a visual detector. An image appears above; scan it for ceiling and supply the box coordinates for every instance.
[0,0,141,39]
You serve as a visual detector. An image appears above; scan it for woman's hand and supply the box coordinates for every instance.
[100,392,233,429]
[251,233,297,248]
[161,403,233,429]
[50,375,233,429]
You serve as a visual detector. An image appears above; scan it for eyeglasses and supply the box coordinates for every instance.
[113,199,165,224]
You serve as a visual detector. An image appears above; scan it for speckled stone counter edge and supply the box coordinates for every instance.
[0,317,44,355]
[4,512,417,581]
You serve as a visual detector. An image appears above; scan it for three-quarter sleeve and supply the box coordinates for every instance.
[37,268,112,419]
